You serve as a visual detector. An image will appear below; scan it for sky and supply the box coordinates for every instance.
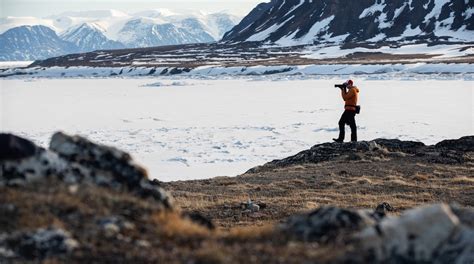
[0,0,268,18]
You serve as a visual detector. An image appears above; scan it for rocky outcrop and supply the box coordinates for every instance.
[247,136,474,173]
[0,132,172,209]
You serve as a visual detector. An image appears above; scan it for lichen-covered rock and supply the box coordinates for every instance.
[50,132,147,189]
[49,132,173,208]
[0,227,79,260]
[355,204,474,264]
[280,206,380,243]
[0,143,78,186]
[0,132,173,209]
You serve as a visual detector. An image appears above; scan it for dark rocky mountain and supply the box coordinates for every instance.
[60,23,125,52]
[222,0,474,44]
[0,25,78,61]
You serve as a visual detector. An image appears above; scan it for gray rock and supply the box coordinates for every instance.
[241,199,260,212]
[355,204,474,264]
[374,202,394,218]
[280,206,378,242]
[97,216,135,236]
[0,227,79,260]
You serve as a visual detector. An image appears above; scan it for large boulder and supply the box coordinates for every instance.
[280,206,381,243]
[0,132,173,209]
[355,204,474,263]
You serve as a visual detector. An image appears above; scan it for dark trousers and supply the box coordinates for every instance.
[337,110,357,142]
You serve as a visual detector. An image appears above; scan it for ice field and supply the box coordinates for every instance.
[1,77,473,181]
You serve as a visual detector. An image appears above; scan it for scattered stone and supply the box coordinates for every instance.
[241,199,260,212]
[97,216,135,236]
[0,227,79,260]
[68,184,79,194]
[355,204,474,263]
[374,202,394,217]
[136,239,151,248]
[103,222,120,237]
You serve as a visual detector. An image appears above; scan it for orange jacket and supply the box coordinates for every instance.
[341,86,359,111]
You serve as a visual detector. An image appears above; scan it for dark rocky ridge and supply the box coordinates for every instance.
[10,40,471,73]
[247,136,474,173]
[223,0,474,44]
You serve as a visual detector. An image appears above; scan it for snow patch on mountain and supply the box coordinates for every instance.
[359,0,387,19]
[303,43,474,60]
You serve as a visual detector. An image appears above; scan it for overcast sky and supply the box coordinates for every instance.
[0,0,269,18]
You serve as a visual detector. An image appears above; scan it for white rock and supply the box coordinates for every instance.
[357,204,461,262]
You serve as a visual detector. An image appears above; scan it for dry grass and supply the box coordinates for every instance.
[152,211,210,239]
[164,154,474,228]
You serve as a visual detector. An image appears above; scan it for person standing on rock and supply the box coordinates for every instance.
[333,80,360,143]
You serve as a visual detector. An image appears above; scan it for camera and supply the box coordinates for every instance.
[334,84,347,89]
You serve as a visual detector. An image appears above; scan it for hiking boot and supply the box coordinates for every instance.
[333,138,343,143]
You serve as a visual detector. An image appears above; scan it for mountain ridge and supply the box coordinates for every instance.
[223,0,474,45]
[0,10,240,61]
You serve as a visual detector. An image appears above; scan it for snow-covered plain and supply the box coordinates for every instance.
[1,77,473,181]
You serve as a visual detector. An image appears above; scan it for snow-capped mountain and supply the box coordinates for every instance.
[117,18,215,48]
[0,9,241,61]
[0,25,78,61]
[222,0,474,45]
[61,23,124,52]
[117,11,240,47]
